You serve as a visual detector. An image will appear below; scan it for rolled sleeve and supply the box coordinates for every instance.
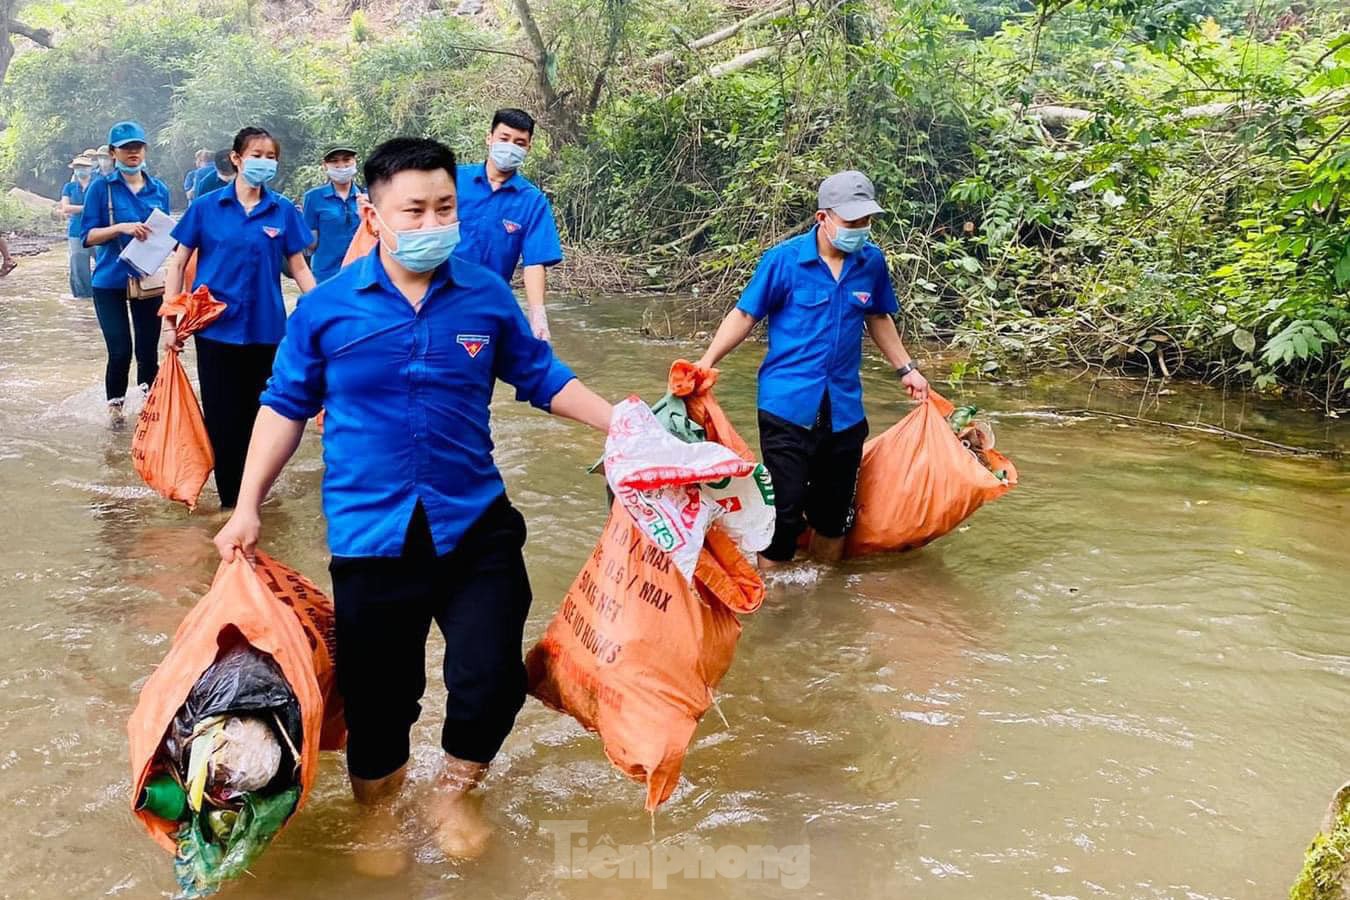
[734,252,782,319]
[171,201,202,251]
[494,293,575,410]
[521,197,563,268]
[260,302,325,420]
[80,179,109,245]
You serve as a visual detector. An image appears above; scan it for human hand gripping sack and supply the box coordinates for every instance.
[901,368,930,402]
[214,508,261,565]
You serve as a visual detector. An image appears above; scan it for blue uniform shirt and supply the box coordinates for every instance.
[301,182,365,283]
[79,172,173,290]
[735,226,900,432]
[183,165,211,194]
[453,163,563,281]
[261,250,577,557]
[172,185,310,345]
[61,179,90,238]
[192,170,230,203]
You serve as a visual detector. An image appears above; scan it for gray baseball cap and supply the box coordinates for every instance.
[818,170,884,220]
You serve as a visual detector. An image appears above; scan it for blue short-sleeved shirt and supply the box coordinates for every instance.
[61,179,90,238]
[172,185,310,345]
[183,165,211,194]
[301,182,365,283]
[453,163,563,281]
[262,250,577,557]
[735,226,900,432]
[80,172,174,290]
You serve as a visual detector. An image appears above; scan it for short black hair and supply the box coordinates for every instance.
[232,126,279,158]
[491,108,535,137]
[213,148,236,175]
[363,137,457,201]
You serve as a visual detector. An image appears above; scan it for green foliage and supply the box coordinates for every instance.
[2,0,245,200]
[160,33,320,190]
[1290,791,1350,900]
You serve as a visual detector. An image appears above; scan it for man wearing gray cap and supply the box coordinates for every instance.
[696,170,929,566]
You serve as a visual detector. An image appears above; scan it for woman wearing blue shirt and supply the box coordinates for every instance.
[59,152,95,299]
[164,126,316,509]
[80,121,174,426]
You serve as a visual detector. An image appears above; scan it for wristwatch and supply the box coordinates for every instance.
[895,362,919,378]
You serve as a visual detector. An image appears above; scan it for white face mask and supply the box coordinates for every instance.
[328,164,357,185]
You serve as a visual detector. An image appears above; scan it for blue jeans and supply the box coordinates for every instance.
[91,286,162,402]
[68,237,94,299]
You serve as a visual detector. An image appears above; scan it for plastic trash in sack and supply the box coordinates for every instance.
[128,553,345,896]
[132,286,227,509]
[528,370,768,811]
[603,397,768,578]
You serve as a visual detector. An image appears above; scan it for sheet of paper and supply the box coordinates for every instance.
[118,208,178,276]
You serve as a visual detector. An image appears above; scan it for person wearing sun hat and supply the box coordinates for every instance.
[79,120,173,426]
[694,169,930,566]
[93,144,114,176]
[59,152,97,298]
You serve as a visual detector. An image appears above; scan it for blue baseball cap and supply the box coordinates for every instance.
[108,121,148,147]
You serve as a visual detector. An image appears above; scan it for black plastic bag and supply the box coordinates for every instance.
[163,644,302,790]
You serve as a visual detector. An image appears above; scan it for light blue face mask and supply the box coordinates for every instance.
[376,209,461,274]
[489,141,527,172]
[114,160,144,176]
[827,217,871,254]
[240,157,278,187]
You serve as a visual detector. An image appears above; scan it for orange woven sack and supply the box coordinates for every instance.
[668,360,754,461]
[128,552,344,854]
[844,391,1018,557]
[131,287,226,509]
[526,504,762,811]
[528,368,764,810]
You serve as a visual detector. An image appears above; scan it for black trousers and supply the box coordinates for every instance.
[194,336,277,509]
[91,287,161,401]
[758,395,869,562]
[329,497,534,780]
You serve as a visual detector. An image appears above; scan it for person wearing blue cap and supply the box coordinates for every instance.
[79,120,173,426]
[453,108,562,341]
[695,170,930,567]
[301,146,365,283]
[162,126,316,509]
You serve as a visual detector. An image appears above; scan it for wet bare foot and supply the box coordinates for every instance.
[428,789,493,860]
[351,804,410,878]
[0,260,16,277]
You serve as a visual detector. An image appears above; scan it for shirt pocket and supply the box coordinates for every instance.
[783,288,832,341]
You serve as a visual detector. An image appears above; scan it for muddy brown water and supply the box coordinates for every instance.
[2,248,1348,898]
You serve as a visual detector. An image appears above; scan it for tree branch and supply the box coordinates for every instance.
[647,2,791,68]
[8,20,53,47]
[675,45,778,93]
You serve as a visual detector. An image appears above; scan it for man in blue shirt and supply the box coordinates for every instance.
[454,108,563,341]
[302,145,364,283]
[696,170,930,566]
[192,148,236,203]
[212,137,613,867]
[183,148,211,202]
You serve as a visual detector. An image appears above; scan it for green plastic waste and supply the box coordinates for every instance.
[173,787,299,899]
[948,405,980,432]
[138,774,188,822]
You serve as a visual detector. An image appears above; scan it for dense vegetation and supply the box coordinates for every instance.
[1,0,1346,406]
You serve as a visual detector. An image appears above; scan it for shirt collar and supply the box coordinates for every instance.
[797,225,824,265]
[323,181,363,200]
[216,183,278,215]
[475,163,520,193]
[354,245,456,299]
